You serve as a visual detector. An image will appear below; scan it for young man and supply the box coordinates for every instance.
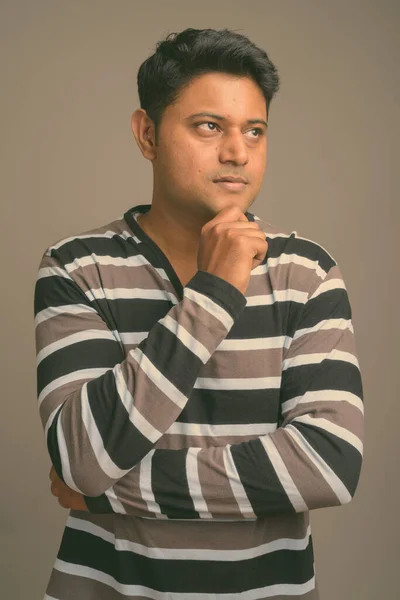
[35,27,364,600]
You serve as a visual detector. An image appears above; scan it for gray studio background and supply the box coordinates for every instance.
[0,1,398,598]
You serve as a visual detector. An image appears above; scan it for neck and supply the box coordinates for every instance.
[138,203,202,264]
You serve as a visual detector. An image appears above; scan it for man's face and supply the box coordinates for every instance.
[151,72,268,220]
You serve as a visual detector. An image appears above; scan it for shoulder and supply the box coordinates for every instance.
[254,215,337,279]
[39,215,133,267]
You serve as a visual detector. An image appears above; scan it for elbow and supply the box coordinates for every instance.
[308,451,363,511]
[80,481,110,498]
[332,451,364,508]
[67,466,114,498]
[47,446,113,498]
[343,455,363,505]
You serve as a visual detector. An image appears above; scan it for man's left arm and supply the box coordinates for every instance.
[55,262,364,519]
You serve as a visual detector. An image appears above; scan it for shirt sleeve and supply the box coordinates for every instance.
[83,261,364,519]
[34,248,247,497]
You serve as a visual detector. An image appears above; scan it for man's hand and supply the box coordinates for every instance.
[49,466,88,511]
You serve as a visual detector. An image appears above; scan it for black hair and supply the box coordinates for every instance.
[137,27,280,144]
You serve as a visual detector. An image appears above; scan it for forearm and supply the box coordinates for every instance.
[36,251,247,498]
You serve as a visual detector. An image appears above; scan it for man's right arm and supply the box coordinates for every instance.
[35,247,247,497]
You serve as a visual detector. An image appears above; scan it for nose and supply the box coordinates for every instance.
[218,130,249,166]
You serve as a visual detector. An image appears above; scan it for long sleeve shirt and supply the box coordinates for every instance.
[34,203,364,599]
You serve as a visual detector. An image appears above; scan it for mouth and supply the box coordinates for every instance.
[214,180,248,192]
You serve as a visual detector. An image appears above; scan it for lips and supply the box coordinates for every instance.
[215,177,247,184]
[214,180,247,192]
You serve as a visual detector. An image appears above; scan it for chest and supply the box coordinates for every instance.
[170,262,199,288]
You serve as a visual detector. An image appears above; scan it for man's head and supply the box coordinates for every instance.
[131,28,280,222]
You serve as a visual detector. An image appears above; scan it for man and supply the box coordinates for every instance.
[35,27,364,599]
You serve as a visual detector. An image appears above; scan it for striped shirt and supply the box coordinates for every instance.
[34,203,364,599]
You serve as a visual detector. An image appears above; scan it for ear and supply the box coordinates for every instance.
[131,109,157,160]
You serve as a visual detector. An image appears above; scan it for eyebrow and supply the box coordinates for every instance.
[185,112,268,128]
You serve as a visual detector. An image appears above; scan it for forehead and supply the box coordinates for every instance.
[168,72,267,121]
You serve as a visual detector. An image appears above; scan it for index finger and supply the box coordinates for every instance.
[202,205,248,233]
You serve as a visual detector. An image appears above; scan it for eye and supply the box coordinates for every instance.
[196,121,219,132]
[247,128,265,138]
[196,122,265,138]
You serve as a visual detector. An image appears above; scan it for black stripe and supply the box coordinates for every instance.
[86,368,154,471]
[229,301,302,339]
[231,437,296,516]
[267,234,336,274]
[280,359,363,405]
[84,493,113,512]
[58,525,315,591]
[34,274,90,315]
[152,448,198,518]
[300,287,352,329]
[92,296,175,336]
[37,338,123,394]
[47,405,65,482]
[292,421,363,496]
[187,270,247,321]
[49,236,141,262]
[178,387,280,425]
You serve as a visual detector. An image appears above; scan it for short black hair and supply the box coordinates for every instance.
[137,27,280,144]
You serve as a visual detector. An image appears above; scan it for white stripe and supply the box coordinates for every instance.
[194,376,281,390]
[281,389,364,416]
[217,335,286,350]
[64,253,146,272]
[104,487,127,514]
[139,450,165,517]
[56,417,81,493]
[54,558,316,598]
[292,318,353,341]
[184,286,235,331]
[186,448,212,518]
[293,414,363,455]
[119,331,149,345]
[222,445,255,517]
[36,329,116,365]
[158,314,211,363]
[44,405,62,437]
[263,252,327,279]
[38,368,109,407]
[285,424,352,504]
[166,422,277,437]
[283,350,359,370]
[114,363,161,443]
[310,278,346,300]
[259,436,308,512]
[66,515,313,560]
[248,246,327,283]
[35,303,97,327]
[80,383,130,482]
[48,229,133,251]
[246,288,308,307]
[130,348,188,409]
[37,266,72,280]
[85,287,177,303]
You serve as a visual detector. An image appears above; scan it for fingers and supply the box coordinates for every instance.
[49,465,69,508]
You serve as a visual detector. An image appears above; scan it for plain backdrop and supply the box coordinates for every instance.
[0,1,398,598]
